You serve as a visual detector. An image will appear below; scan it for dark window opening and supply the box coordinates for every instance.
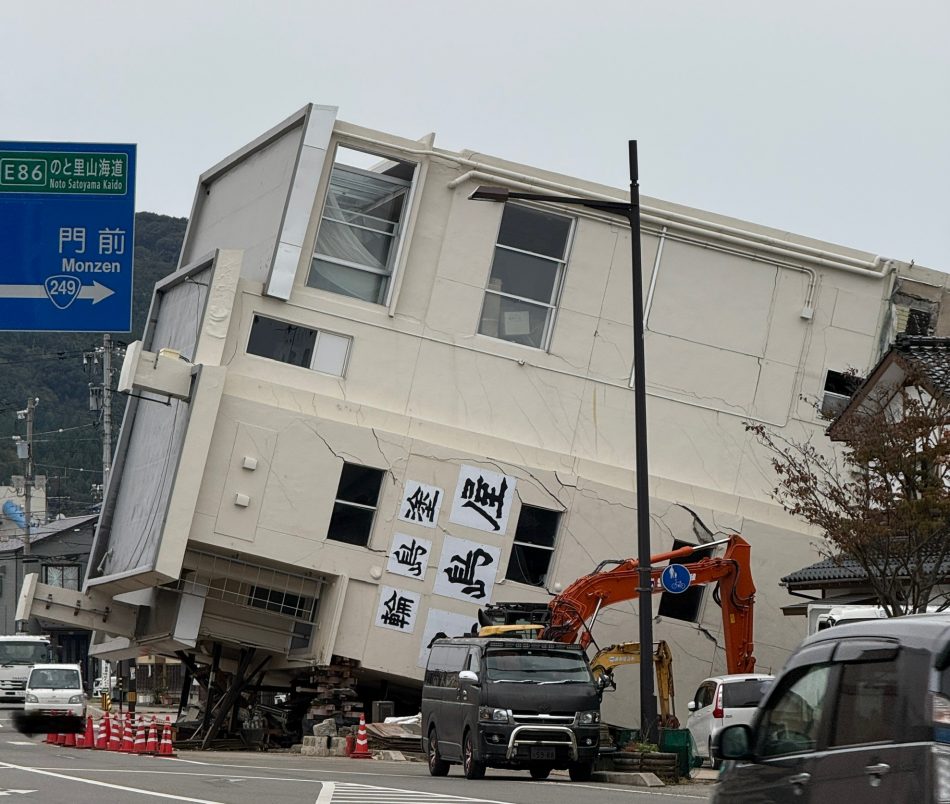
[821,369,863,419]
[657,540,715,622]
[327,463,385,546]
[247,315,350,375]
[505,505,559,587]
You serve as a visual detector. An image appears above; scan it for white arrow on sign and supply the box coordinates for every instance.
[0,281,115,305]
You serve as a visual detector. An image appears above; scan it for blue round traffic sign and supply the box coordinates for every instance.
[660,564,691,594]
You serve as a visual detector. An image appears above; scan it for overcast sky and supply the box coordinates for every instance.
[6,1,949,269]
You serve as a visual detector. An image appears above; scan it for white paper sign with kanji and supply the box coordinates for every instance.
[417,608,481,668]
[375,585,421,634]
[386,533,432,580]
[433,534,502,603]
[398,480,443,529]
[448,465,517,534]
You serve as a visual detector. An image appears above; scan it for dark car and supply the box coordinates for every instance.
[712,612,950,803]
[421,637,600,781]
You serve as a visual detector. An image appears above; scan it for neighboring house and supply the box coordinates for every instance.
[782,335,950,615]
[0,513,97,677]
[16,104,935,723]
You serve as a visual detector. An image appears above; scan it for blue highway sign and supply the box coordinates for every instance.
[660,563,692,594]
[0,141,135,332]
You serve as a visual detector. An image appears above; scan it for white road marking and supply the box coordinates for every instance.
[0,792,36,797]
[0,761,224,803]
[5,742,34,746]
[318,781,520,803]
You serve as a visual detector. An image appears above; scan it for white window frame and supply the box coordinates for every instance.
[479,203,576,351]
[308,145,418,307]
[246,313,352,377]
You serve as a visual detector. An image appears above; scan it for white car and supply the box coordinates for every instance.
[23,664,86,719]
[686,673,773,767]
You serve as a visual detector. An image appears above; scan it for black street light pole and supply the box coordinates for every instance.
[470,141,658,739]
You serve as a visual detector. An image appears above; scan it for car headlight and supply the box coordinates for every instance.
[577,710,600,725]
[68,694,84,704]
[25,694,38,703]
[478,706,510,723]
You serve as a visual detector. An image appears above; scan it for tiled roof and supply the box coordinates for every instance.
[783,552,950,587]
[893,336,950,397]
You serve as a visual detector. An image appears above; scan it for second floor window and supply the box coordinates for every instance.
[479,204,573,349]
[44,564,80,590]
[307,146,415,305]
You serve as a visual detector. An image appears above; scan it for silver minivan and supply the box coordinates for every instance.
[713,613,950,803]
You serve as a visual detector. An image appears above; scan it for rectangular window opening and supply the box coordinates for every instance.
[821,369,864,420]
[327,462,385,547]
[504,504,559,587]
[247,314,351,376]
[307,145,416,305]
[657,540,714,622]
[478,204,574,350]
[43,564,81,591]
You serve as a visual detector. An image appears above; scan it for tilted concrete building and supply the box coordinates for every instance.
[18,104,921,724]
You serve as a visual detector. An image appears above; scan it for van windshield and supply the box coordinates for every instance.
[485,648,592,684]
[28,669,81,689]
[0,642,51,665]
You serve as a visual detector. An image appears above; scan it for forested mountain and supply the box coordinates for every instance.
[0,212,187,518]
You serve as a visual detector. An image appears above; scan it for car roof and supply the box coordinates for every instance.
[432,637,583,649]
[702,673,774,684]
[803,611,950,651]
[29,663,81,671]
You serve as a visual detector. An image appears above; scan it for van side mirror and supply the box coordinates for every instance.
[687,701,697,712]
[716,724,754,761]
[459,670,479,685]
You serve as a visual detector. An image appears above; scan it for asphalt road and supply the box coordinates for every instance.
[0,707,714,804]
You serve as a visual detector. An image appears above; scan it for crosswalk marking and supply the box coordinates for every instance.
[317,781,517,804]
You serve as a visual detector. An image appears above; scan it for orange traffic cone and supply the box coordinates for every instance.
[63,730,76,748]
[158,717,176,757]
[145,717,158,754]
[108,714,122,751]
[133,717,147,753]
[121,715,135,752]
[350,712,372,759]
[45,731,56,744]
[95,714,109,750]
[77,716,94,749]
[55,732,66,745]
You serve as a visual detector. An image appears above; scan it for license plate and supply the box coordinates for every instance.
[530,747,556,760]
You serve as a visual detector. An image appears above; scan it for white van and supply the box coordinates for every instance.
[24,664,86,719]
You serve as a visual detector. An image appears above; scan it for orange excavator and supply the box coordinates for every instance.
[480,534,756,674]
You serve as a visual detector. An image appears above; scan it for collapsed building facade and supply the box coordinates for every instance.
[17,103,930,731]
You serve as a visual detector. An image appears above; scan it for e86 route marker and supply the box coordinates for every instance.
[0,141,135,333]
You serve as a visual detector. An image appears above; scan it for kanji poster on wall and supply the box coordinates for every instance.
[448,465,517,533]
[374,585,421,634]
[397,480,443,529]
[416,608,480,669]
[386,532,432,580]
[433,534,502,603]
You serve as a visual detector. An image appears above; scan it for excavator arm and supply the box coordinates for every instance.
[541,535,756,674]
[590,640,679,727]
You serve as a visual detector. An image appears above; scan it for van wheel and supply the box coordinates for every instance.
[569,760,594,781]
[426,728,450,776]
[709,739,721,770]
[529,764,552,779]
[462,730,486,779]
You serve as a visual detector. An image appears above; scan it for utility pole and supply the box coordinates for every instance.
[18,398,37,556]
[102,333,113,491]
